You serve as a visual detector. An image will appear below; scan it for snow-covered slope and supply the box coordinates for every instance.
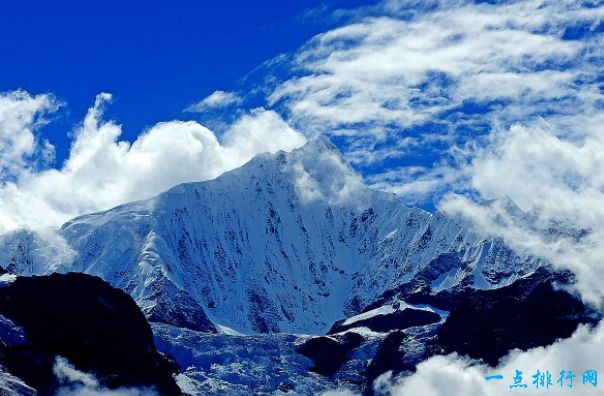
[0,137,540,335]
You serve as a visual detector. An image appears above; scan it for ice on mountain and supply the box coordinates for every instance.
[0,137,541,336]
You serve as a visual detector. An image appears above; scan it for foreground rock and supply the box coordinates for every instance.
[0,272,182,395]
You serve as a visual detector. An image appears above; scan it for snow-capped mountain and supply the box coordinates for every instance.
[0,137,539,335]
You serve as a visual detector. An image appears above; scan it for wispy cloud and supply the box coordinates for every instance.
[1,2,603,394]
[440,116,604,306]
[250,0,604,308]
[0,90,60,177]
[263,3,604,393]
[185,90,242,113]
[265,0,603,201]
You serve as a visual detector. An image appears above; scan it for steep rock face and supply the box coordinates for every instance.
[0,366,36,396]
[0,138,540,334]
[429,269,600,365]
[0,273,181,396]
[364,331,408,393]
[313,268,600,393]
[297,332,365,376]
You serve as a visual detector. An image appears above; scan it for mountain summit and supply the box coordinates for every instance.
[0,137,539,334]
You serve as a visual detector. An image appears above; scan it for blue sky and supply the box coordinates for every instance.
[0,0,374,162]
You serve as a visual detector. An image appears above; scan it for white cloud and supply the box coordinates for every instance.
[221,107,305,160]
[267,0,603,194]
[320,388,358,396]
[245,0,604,308]
[53,356,99,389]
[366,164,459,205]
[291,154,368,207]
[272,1,586,129]
[440,116,604,306]
[0,2,601,394]
[377,321,604,396]
[53,356,157,396]
[0,90,59,176]
[185,90,242,112]
[0,92,306,234]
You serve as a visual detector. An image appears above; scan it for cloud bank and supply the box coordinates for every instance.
[255,0,604,304]
[374,322,604,396]
[2,1,603,394]
[0,92,305,234]
[269,2,603,394]
[0,90,59,177]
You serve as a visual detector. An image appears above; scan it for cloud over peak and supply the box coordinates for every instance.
[0,92,305,234]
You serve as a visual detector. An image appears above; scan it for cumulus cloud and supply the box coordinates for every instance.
[0,92,305,234]
[375,322,604,396]
[1,1,602,394]
[185,90,242,112]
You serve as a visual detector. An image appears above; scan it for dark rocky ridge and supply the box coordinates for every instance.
[362,253,470,312]
[301,267,600,396]
[144,274,216,333]
[363,331,408,393]
[428,270,600,365]
[0,272,182,396]
[297,332,365,376]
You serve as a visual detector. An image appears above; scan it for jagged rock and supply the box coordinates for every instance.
[0,138,584,395]
[298,332,365,376]
[429,270,600,365]
[314,268,599,389]
[0,364,36,396]
[144,275,216,333]
[363,331,408,394]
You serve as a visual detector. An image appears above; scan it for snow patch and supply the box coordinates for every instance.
[0,274,16,287]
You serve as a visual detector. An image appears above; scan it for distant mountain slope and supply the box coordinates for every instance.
[0,137,540,334]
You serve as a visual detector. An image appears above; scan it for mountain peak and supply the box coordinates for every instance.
[273,135,377,207]
[297,135,339,154]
